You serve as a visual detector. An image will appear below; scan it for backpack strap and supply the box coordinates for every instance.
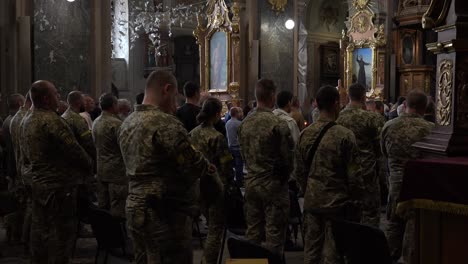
[305,122,337,172]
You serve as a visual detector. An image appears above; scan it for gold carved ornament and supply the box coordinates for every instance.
[437,59,453,126]
[353,0,370,10]
[269,0,288,12]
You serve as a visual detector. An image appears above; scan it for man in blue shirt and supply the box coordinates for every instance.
[225,107,244,186]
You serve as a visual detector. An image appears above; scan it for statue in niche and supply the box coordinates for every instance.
[357,55,371,91]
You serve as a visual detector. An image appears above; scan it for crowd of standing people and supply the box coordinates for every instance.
[0,70,435,264]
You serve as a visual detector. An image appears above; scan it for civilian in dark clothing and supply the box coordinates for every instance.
[176,82,201,132]
[136,93,144,105]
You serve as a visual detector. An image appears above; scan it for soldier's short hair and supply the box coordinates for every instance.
[276,91,293,109]
[183,82,200,98]
[30,80,53,107]
[230,107,241,118]
[316,85,339,112]
[348,83,366,101]
[67,91,83,105]
[99,93,117,111]
[7,93,25,110]
[146,70,177,91]
[255,79,276,103]
[406,90,428,112]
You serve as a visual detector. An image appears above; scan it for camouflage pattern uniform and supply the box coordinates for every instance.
[381,113,434,262]
[238,107,295,254]
[295,116,364,264]
[311,108,320,123]
[119,104,210,263]
[190,124,233,264]
[9,106,31,245]
[337,105,385,227]
[92,111,127,218]
[2,114,22,242]
[22,108,92,263]
[62,108,96,178]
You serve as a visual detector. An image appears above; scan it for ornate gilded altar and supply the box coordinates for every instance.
[341,0,386,99]
[193,0,242,106]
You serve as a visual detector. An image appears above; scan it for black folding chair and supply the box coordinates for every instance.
[331,219,392,264]
[88,207,128,264]
[227,237,285,264]
[217,184,247,264]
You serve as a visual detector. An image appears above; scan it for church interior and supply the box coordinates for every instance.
[1,0,468,263]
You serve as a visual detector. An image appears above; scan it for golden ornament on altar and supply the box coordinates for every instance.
[353,0,370,10]
[268,0,288,12]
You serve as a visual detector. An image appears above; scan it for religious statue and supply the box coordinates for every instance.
[357,55,371,91]
[268,0,288,12]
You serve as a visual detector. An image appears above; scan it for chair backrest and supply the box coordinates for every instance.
[225,184,247,231]
[88,207,126,249]
[331,220,392,264]
[227,237,283,264]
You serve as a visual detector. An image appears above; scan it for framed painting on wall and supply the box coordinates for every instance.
[209,31,228,91]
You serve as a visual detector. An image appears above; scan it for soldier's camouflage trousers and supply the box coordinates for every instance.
[126,196,193,264]
[303,213,341,264]
[360,170,381,227]
[97,181,128,219]
[201,195,225,264]
[244,181,289,255]
[31,187,78,264]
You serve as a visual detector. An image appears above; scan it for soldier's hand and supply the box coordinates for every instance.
[208,164,217,174]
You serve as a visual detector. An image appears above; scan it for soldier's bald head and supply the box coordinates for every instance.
[67,91,84,107]
[255,79,276,107]
[146,70,177,93]
[7,94,25,112]
[406,90,428,114]
[30,80,57,110]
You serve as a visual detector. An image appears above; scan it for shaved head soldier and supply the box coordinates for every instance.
[296,85,364,263]
[92,93,127,218]
[381,89,434,262]
[22,80,92,263]
[119,70,213,263]
[336,83,386,227]
[62,91,96,184]
[238,79,295,255]
[2,93,25,243]
[9,92,32,248]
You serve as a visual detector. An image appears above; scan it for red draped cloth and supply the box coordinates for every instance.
[397,157,468,216]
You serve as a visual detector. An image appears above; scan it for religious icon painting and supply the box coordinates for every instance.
[352,47,373,92]
[209,31,228,91]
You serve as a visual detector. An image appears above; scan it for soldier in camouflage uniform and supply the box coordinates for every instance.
[381,90,434,262]
[295,85,364,264]
[238,79,295,255]
[22,80,92,263]
[2,94,25,243]
[190,97,233,264]
[9,93,32,247]
[62,91,96,172]
[336,83,385,227]
[119,70,213,263]
[92,93,127,218]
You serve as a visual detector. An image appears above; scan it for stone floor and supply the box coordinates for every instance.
[0,208,388,264]
[0,220,304,264]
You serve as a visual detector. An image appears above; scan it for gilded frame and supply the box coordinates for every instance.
[342,1,386,99]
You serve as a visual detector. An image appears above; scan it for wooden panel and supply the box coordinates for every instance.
[441,213,468,263]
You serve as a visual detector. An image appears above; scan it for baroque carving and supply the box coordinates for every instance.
[353,0,370,10]
[268,0,288,12]
[437,59,453,126]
